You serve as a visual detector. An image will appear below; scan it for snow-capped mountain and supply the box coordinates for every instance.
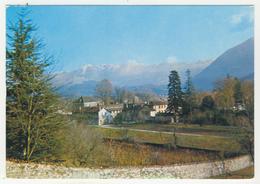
[53,60,211,86]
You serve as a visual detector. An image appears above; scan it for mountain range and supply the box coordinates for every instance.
[53,37,254,97]
[53,60,211,97]
[193,37,254,90]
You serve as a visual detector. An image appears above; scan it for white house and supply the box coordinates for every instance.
[150,110,157,117]
[149,101,168,117]
[98,104,123,125]
[57,110,72,115]
[98,108,113,126]
[233,103,246,111]
[84,101,101,108]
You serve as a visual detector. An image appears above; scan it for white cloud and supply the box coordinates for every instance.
[231,13,245,25]
[230,10,254,25]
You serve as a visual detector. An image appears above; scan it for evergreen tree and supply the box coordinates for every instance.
[184,69,195,97]
[183,69,196,122]
[201,95,215,110]
[6,11,65,161]
[234,78,243,105]
[167,70,183,123]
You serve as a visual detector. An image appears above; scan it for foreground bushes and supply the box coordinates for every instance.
[61,124,103,166]
[60,136,220,167]
[16,122,220,167]
[7,121,251,167]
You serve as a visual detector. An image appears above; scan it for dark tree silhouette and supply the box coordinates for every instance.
[167,70,183,123]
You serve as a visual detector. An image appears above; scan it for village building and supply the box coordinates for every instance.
[83,101,101,108]
[73,96,104,113]
[149,101,168,117]
[98,108,113,125]
[78,96,104,108]
[233,103,246,111]
[57,109,72,115]
[98,104,123,126]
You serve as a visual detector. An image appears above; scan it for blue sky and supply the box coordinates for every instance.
[6,5,254,72]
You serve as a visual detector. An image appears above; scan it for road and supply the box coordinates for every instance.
[99,124,231,139]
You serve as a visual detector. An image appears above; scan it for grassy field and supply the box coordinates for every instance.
[92,124,242,152]
[109,123,243,136]
[210,166,254,179]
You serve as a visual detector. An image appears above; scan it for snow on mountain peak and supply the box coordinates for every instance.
[53,60,211,87]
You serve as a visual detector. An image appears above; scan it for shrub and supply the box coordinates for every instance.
[62,123,103,166]
[71,113,98,124]
[233,115,251,127]
[113,113,123,124]
[213,111,230,126]
[189,108,250,127]
[191,110,215,126]
[201,96,215,111]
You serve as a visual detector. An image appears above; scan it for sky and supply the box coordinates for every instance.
[6,5,254,72]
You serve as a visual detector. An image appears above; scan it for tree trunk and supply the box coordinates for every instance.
[26,123,31,161]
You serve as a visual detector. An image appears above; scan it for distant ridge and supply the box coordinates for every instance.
[57,80,98,97]
[193,38,254,91]
[240,73,254,81]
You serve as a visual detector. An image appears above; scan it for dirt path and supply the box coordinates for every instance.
[100,125,229,138]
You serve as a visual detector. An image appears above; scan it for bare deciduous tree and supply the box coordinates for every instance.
[95,79,113,105]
